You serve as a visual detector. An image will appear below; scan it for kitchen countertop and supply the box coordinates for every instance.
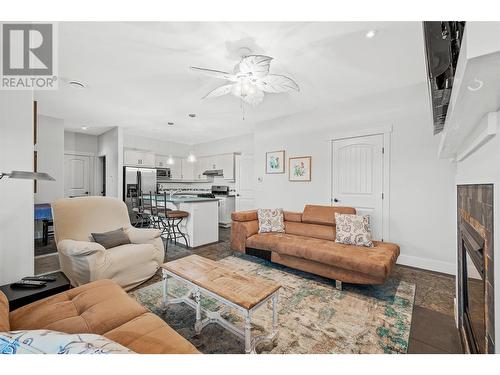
[142,194,218,203]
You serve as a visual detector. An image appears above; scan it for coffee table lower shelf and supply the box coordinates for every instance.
[161,268,280,354]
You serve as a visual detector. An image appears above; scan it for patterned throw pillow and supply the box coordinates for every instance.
[0,330,134,354]
[335,213,374,247]
[257,208,285,233]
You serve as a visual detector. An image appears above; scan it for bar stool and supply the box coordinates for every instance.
[156,192,189,249]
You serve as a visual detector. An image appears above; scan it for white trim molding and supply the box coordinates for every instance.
[326,125,393,142]
[397,254,456,275]
[456,111,498,162]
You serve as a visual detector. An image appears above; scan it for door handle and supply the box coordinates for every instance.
[85,192,89,195]
[333,198,339,203]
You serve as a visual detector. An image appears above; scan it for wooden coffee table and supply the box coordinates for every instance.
[161,255,281,354]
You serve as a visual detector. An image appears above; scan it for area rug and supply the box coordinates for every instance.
[130,254,415,354]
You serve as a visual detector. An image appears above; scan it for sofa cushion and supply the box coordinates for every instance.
[247,233,399,280]
[335,213,374,247]
[257,208,285,233]
[0,329,133,354]
[231,210,258,222]
[285,221,335,241]
[9,279,147,335]
[0,291,9,331]
[302,205,356,226]
[9,279,199,354]
[104,312,199,354]
[283,211,302,223]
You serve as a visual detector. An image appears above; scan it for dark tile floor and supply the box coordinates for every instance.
[35,227,462,354]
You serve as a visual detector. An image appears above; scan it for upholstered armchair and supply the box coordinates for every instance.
[51,196,164,291]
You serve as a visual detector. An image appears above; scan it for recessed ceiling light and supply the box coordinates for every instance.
[68,80,86,89]
[81,126,88,130]
[365,30,377,39]
[168,122,174,126]
[188,113,196,118]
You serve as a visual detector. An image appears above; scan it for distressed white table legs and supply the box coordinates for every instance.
[194,288,203,334]
[272,291,279,334]
[244,312,252,354]
[162,269,168,306]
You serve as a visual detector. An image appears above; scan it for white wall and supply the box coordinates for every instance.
[0,91,34,284]
[35,115,64,204]
[194,133,254,157]
[64,131,98,154]
[455,119,500,353]
[123,133,190,157]
[98,127,123,199]
[253,83,457,275]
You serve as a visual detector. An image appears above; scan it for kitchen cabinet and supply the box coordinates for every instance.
[124,150,155,167]
[181,158,195,179]
[217,153,235,180]
[155,155,168,168]
[194,156,210,180]
[169,157,182,179]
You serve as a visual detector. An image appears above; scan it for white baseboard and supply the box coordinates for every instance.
[397,254,456,275]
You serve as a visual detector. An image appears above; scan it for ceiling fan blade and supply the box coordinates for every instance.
[256,74,300,93]
[237,55,273,78]
[203,84,235,99]
[190,66,235,81]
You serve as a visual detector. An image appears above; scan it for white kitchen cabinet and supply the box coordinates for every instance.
[218,153,235,180]
[124,150,155,167]
[155,155,168,168]
[194,156,210,179]
[181,158,195,179]
[169,157,182,179]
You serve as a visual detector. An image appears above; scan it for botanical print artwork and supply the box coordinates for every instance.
[266,150,285,174]
[289,156,311,181]
[131,254,415,354]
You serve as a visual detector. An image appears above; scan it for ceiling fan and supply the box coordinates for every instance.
[191,55,300,108]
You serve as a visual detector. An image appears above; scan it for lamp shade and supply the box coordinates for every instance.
[0,171,55,181]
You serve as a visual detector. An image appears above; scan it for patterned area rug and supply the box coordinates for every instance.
[130,254,415,354]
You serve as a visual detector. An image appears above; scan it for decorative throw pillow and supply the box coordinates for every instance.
[0,330,133,354]
[335,213,374,247]
[257,208,285,233]
[91,228,131,249]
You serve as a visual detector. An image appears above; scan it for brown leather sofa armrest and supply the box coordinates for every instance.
[231,220,259,252]
[283,211,302,222]
[231,210,258,222]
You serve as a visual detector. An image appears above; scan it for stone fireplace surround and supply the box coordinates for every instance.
[457,184,495,353]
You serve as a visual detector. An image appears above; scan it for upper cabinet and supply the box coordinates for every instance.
[155,155,168,168]
[217,153,235,180]
[124,149,155,167]
[180,158,194,180]
[193,153,235,180]
[169,157,182,179]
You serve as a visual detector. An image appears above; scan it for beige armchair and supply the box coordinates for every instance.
[52,196,164,291]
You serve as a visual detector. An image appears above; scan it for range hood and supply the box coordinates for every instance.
[202,169,223,177]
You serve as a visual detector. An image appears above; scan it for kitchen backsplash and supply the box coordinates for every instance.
[158,177,236,193]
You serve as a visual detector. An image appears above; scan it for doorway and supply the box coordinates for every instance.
[331,133,388,241]
[98,155,106,196]
[64,153,93,198]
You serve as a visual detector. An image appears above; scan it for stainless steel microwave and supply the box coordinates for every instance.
[156,168,171,179]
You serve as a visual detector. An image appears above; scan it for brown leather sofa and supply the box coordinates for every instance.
[0,279,199,354]
[231,205,400,286]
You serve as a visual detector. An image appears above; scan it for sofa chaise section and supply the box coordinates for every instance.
[231,205,400,285]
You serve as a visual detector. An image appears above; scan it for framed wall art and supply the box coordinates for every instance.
[289,156,311,181]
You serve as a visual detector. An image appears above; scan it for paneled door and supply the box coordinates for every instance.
[64,154,91,198]
[235,154,255,211]
[332,134,384,240]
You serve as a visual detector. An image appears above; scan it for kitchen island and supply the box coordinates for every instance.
[143,194,219,248]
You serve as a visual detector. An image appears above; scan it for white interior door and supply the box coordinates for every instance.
[64,154,91,198]
[235,154,255,211]
[332,134,384,240]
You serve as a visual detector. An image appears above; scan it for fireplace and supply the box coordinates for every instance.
[457,184,494,353]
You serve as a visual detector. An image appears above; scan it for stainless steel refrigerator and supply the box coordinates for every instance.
[123,166,157,203]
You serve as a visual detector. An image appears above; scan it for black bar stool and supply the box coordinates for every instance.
[156,192,189,249]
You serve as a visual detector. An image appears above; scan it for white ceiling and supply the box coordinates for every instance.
[35,22,427,144]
